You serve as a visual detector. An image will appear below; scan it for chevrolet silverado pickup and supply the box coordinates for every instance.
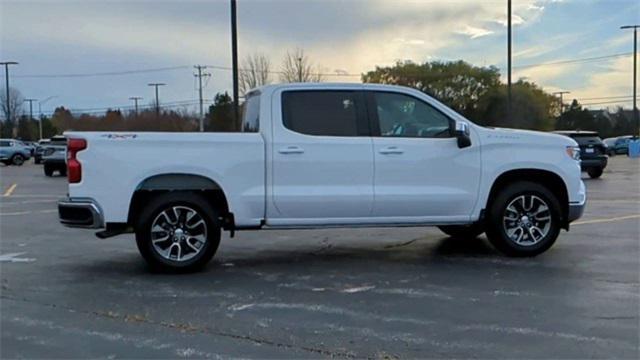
[59,83,586,271]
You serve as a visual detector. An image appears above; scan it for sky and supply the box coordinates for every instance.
[0,0,638,117]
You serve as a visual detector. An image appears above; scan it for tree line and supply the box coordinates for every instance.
[1,53,636,140]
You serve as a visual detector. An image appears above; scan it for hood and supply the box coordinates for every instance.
[482,127,578,147]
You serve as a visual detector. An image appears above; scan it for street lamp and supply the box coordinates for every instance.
[620,25,639,138]
[0,61,19,122]
[230,0,240,129]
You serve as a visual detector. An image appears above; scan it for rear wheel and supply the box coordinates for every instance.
[438,223,485,239]
[11,154,24,166]
[485,181,562,257]
[59,167,67,177]
[588,167,603,179]
[135,192,221,272]
[44,165,53,177]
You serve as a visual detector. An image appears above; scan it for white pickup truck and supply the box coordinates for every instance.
[59,83,586,271]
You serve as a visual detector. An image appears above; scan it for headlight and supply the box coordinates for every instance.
[566,146,581,161]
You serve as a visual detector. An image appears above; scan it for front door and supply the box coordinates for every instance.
[368,91,481,221]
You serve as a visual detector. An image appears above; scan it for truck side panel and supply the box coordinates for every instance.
[65,132,266,227]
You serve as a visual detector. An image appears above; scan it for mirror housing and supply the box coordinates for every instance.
[454,121,472,149]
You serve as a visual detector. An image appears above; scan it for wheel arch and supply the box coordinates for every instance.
[486,169,570,230]
[128,173,232,229]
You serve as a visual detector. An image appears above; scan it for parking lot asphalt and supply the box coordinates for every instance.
[1,157,639,359]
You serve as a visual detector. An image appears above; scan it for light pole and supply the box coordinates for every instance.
[38,96,58,140]
[0,61,19,122]
[148,83,166,120]
[23,98,36,140]
[129,96,142,117]
[230,0,240,129]
[507,0,512,123]
[621,25,639,138]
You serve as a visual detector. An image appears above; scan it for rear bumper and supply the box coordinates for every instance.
[580,156,607,170]
[58,198,104,229]
[44,158,66,166]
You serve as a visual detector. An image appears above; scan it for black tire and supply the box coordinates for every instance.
[438,223,485,239]
[135,192,221,272]
[588,167,603,179]
[11,154,24,166]
[485,181,562,257]
[59,168,67,177]
[44,165,53,177]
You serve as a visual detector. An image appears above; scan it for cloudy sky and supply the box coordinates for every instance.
[0,0,638,116]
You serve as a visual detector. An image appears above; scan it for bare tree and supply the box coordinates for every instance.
[240,53,272,95]
[1,87,24,122]
[280,48,325,83]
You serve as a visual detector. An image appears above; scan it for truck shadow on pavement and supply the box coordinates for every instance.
[67,235,503,278]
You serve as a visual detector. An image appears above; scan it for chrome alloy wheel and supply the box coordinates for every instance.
[502,195,552,247]
[150,206,208,262]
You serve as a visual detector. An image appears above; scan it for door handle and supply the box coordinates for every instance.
[379,146,404,155]
[278,146,305,154]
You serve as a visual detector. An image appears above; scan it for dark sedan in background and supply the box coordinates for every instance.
[554,130,608,178]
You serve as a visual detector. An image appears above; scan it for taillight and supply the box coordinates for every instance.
[67,138,87,183]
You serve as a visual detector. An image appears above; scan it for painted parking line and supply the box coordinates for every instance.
[0,199,58,206]
[3,183,17,197]
[573,214,640,226]
[0,209,57,216]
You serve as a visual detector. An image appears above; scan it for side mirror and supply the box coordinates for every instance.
[454,121,472,149]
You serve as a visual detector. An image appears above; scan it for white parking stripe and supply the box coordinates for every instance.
[3,183,17,197]
[0,209,57,216]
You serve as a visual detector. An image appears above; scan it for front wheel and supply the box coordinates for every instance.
[135,192,221,272]
[485,181,562,257]
[438,223,485,239]
[11,154,24,166]
[588,167,603,179]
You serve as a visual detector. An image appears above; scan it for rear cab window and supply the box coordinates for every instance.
[241,92,260,133]
[281,90,368,137]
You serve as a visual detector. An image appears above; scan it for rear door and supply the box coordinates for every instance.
[269,88,374,224]
[367,90,481,221]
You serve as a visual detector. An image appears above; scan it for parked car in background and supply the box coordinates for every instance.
[611,136,634,155]
[603,137,617,155]
[59,83,586,271]
[42,136,67,176]
[0,139,32,166]
[554,131,608,178]
[18,140,36,156]
[34,139,51,164]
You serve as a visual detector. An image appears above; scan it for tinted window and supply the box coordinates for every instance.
[241,93,260,132]
[282,91,361,137]
[373,92,452,138]
[0,141,10,147]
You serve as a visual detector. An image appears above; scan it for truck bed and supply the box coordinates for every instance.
[65,132,266,227]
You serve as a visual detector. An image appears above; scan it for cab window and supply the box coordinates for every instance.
[282,90,366,137]
[370,92,453,138]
